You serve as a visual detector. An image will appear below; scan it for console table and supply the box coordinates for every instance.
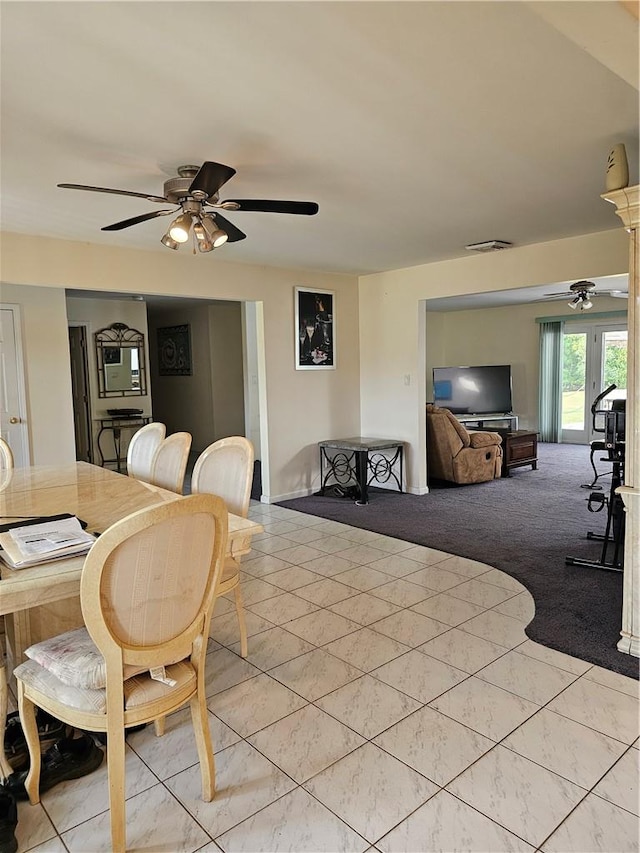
[318,437,404,505]
[96,415,151,473]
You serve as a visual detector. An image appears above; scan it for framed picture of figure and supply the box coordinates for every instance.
[295,287,335,370]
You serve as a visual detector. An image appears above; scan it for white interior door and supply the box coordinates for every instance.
[0,306,30,466]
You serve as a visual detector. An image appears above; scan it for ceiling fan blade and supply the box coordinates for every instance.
[189,162,236,199]
[57,183,168,203]
[211,213,246,243]
[101,209,176,231]
[221,199,319,215]
[599,290,628,298]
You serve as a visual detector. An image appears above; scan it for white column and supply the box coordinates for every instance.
[601,185,639,657]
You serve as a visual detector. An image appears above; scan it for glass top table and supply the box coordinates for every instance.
[318,437,404,505]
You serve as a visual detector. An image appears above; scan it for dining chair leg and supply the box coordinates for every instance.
[189,693,215,801]
[0,665,14,781]
[153,717,166,737]
[106,721,127,853]
[17,686,41,805]
[234,585,248,658]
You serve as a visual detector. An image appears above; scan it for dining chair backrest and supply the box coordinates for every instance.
[149,432,192,494]
[126,422,166,483]
[191,436,254,518]
[0,437,14,472]
[82,493,227,668]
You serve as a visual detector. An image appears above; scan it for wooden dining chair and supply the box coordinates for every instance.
[149,432,192,494]
[126,422,166,483]
[14,493,228,853]
[0,437,14,477]
[0,437,14,780]
[191,436,255,657]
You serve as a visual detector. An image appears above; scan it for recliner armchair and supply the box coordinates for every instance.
[426,404,503,484]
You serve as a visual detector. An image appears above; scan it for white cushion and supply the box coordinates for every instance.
[25,626,144,690]
[15,658,196,715]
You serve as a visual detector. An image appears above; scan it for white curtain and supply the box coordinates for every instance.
[538,320,564,442]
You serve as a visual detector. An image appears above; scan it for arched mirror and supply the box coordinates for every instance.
[95,323,147,397]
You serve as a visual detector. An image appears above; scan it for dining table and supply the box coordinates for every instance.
[0,461,263,681]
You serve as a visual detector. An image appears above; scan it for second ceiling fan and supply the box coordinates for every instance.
[542,280,628,311]
[58,161,319,252]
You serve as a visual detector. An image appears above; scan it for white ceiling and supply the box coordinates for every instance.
[1,1,638,280]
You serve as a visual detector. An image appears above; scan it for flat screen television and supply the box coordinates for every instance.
[433,364,513,415]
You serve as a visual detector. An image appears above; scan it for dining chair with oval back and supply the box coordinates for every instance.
[191,437,255,657]
[126,422,166,483]
[149,432,192,495]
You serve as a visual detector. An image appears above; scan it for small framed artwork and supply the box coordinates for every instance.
[295,287,335,370]
[157,324,192,376]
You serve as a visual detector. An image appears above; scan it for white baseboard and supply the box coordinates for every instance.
[261,487,314,504]
[263,485,428,502]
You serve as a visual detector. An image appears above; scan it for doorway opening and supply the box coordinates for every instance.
[561,322,627,444]
[68,325,93,462]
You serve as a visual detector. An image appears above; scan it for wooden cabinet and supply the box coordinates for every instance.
[474,428,538,476]
[498,430,538,476]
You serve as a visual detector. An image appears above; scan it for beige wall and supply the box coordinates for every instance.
[359,228,630,493]
[0,232,360,500]
[147,304,215,452]
[147,301,245,453]
[208,302,245,442]
[426,299,627,433]
[2,226,629,498]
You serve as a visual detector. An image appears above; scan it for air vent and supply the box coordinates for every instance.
[464,240,512,253]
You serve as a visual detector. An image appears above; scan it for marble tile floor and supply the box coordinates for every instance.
[10,501,639,853]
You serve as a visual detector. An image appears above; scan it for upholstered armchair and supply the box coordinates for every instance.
[426,404,503,484]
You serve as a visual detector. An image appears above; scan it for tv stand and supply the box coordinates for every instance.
[456,413,519,431]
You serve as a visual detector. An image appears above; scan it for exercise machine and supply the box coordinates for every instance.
[581,384,618,490]
[567,388,626,573]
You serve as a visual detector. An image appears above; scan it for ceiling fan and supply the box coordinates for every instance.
[542,280,628,311]
[58,161,319,253]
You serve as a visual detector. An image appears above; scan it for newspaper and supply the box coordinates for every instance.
[0,517,96,569]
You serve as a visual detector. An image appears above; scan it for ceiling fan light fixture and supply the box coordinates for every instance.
[168,212,192,243]
[202,214,228,247]
[193,221,214,253]
[161,232,179,250]
[568,291,593,310]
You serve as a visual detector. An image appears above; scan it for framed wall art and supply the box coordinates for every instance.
[157,324,192,376]
[295,287,335,370]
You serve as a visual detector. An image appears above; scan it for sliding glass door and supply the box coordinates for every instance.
[561,322,627,444]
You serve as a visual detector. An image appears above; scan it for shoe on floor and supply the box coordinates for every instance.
[3,709,67,772]
[3,733,104,801]
[0,789,17,853]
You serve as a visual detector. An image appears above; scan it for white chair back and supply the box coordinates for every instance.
[126,422,166,483]
[150,432,192,494]
[0,437,14,472]
[191,436,254,518]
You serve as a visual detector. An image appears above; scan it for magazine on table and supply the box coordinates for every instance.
[0,516,96,569]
